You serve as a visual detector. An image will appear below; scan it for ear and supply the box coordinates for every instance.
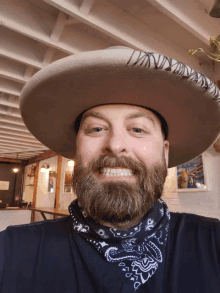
[163,140,169,168]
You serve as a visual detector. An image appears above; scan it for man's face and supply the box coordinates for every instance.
[72,104,169,229]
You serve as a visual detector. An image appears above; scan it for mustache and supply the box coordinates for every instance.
[75,154,146,175]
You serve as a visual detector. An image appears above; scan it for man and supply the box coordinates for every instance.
[73,104,169,231]
[0,47,220,292]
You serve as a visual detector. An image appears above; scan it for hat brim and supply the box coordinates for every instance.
[19,48,220,168]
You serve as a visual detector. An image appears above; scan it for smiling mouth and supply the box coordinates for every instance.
[98,167,136,177]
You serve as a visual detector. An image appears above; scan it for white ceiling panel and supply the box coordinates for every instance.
[0,56,27,84]
[0,122,29,133]
[0,26,47,67]
[1,0,56,38]
[0,77,24,97]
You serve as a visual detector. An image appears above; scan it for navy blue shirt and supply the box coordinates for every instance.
[0,212,220,292]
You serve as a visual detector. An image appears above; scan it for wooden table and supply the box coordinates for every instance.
[30,207,69,221]
[4,207,70,223]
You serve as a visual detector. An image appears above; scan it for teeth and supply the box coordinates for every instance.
[101,168,133,176]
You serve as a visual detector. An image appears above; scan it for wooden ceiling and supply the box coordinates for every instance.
[0,0,219,162]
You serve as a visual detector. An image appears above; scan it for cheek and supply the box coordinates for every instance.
[76,136,102,166]
[135,141,162,163]
[141,141,159,155]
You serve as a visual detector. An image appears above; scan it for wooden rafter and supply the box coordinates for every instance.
[0,157,24,163]
[80,0,95,15]
[24,66,35,81]
[25,150,58,165]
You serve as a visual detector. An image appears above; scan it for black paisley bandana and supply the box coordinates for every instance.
[68,199,170,291]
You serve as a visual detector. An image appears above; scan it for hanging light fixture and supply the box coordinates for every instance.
[68,160,75,167]
[12,153,19,173]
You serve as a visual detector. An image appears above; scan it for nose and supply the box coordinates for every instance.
[102,131,129,156]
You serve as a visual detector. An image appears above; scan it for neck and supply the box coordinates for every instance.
[77,200,144,230]
[99,215,143,230]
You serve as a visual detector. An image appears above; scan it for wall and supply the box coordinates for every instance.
[0,210,31,232]
[0,162,22,206]
[21,156,77,223]
[34,156,76,221]
[162,146,220,220]
[34,156,58,222]
[19,144,220,224]
[59,156,77,210]
[23,163,37,205]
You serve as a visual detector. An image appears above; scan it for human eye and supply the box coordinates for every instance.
[127,124,149,136]
[131,128,145,134]
[84,125,108,135]
[88,127,104,133]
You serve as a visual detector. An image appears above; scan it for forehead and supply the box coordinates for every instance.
[81,104,162,126]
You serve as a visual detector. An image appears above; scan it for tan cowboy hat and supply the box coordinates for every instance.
[19,46,220,168]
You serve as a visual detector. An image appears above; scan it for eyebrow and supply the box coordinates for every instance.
[126,112,156,126]
[81,111,156,127]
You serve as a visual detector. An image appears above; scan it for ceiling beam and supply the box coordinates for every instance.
[0,152,44,157]
[2,157,38,161]
[0,115,25,126]
[0,99,19,109]
[0,56,27,84]
[65,16,81,25]
[0,145,22,151]
[0,152,41,160]
[80,0,95,15]
[0,0,76,55]
[24,150,58,165]
[0,154,34,159]
[0,78,24,91]
[42,11,69,67]
[0,134,42,144]
[0,129,37,139]
[24,66,35,81]
[8,95,15,103]
[0,147,49,154]
[0,138,43,148]
[0,123,29,133]
[0,141,31,148]
[2,0,121,59]
[0,72,26,84]
[1,152,43,158]
[42,11,69,68]
[0,157,24,163]
[147,0,211,45]
[43,0,214,78]
[0,50,42,69]
[42,47,56,67]
[0,108,21,118]
[0,23,45,69]
[7,95,17,114]
[50,11,68,43]
[7,108,14,116]
[0,87,21,97]
[0,23,74,56]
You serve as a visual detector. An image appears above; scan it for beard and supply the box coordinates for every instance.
[72,150,168,229]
